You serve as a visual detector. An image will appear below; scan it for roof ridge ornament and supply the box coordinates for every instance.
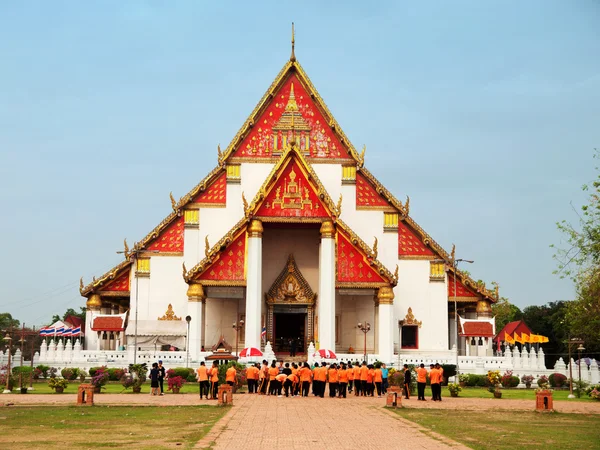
[290,22,296,62]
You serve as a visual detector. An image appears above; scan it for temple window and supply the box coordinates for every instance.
[429,261,445,282]
[383,212,399,232]
[136,258,150,277]
[401,326,418,349]
[226,164,241,183]
[184,209,199,228]
[341,166,356,184]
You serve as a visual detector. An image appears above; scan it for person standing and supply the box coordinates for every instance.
[157,360,166,396]
[374,364,383,397]
[353,363,362,396]
[290,339,297,357]
[338,362,348,398]
[366,364,375,397]
[226,365,237,387]
[313,362,326,398]
[209,362,219,400]
[416,363,427,401]
[403,364,411,399]
[328,363,339,398]
[347,362,354,394]
[259,360,269,395]
[196,362,209,399]
[268,361,280,396]
[429,363,441,401]
[434,363,444,401]
[150,362,160,396]
[359,362,369,396]
[381,363,389,394]
[300,362,312,397]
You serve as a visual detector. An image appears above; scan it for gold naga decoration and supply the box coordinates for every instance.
[450,244,456,265]
[242,192,249,215]
[205,236,210,257]
[336,193,343,216]
[158,303,181,321]
[393,265,399,283]
[123,238,130,259]
[358,144,366,168]
[79,277,84,291]
[170,192,177,211]
[217,143,223,164]
[403,307,422,328]
[372,236,378,259]
[404,196,410,216]
[493,281,500,300]
[182,261,187,278]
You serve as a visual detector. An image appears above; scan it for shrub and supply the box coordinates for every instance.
[589,388,600,401]
[89,367,100,377]
[49,367,58,378]
[167,376,186,391]
[107,368,125,381]
[79,370,87,382]
[61,368,80,381]
[48,377,69,391]
[441,364,457,381]
[509,376,519,388]
[35,365,50,379]
[537,375,548,387]
[466,374,488,387]
[549,373,567,388]
[216,362,246,389]
[12,366,33,376]
[487,370,501,387]
[501,370,514,388]
[128,364,148,388]
[90,366,109,389]
[33,367,43,380]
[521,375,534,385]
[171,367,194,379]
[0,365,16,390]
[458,373,470,383]
[120,374,136,390]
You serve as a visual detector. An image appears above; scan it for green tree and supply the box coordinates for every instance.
[0,312,20,331]
[50,307,86,325]
[491,297,522,333]
[522,302,570,367]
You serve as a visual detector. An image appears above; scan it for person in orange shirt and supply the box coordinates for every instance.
[347,362,354,394]
[226,365,237,387]
[373,364,383,397]
[353,363,362,396]
[432,363,443,401]
[275,372,287,397]
[416,363,427,401]
[366,364,375,397]
[328,363,339,398]
[247,364,259,394]
[429,363,441,401]
[259,360,269,395]
[283,372,298,397]
[313,362,327,398]
[209,361,219,400]
[337,362,348,398]
[196,361,209,400]
[291,363,301,396]
[359,362,369,396]
[300,362,312,397]
[268,362,280,396]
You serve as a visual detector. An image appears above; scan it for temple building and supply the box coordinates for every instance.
[78,39,499,364]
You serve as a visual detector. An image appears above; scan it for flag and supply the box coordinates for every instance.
[71,327,81,337]
[540,335,549,343]
[55,326,65,336]
[261,327,267,341]
[513,333,523,344]
[522,333,530,343]
[39,326,55,336]
[62,328,73,337]
[504,332,515,345]
[531,334,540,343]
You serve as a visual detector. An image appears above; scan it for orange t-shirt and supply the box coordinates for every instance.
[291,367,298,376]
[276,373,287,383]
[430,368,441,384]
[353,366,361,380]
[374,368,383,383]
[287,374,299,384]
[196,366,208,382]
[315,367,327,382]
[300,367,312,382]
[328,368,338,383]
[338,369,348,383]
[367,368,374,383]
[259,366,267,379]
[210,367,219,382]
[347,368,354,381]
[268,367,279,380]
[416,367,427,383]
[359,366,369,381]
[226,367,236,383]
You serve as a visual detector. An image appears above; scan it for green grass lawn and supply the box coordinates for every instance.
[0,405,226,449]
[12,380,208,395]
[445,386,594,401]
[394,408,600,450]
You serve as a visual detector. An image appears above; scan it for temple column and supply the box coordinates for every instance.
[377,286,395,363]
[85,294,101,351]
[245,219,263,349]
[318,220,336,351]
[187,283,206,359]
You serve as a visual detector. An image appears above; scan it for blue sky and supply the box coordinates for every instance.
[1,1,598,326]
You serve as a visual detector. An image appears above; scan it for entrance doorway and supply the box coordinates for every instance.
[273,312,306,354]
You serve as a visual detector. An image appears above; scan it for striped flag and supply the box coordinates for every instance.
[62,328,73,337]
[55,327,65,336]
[261,326,267,342]
[39,326,55,336]
[71,326,82,337]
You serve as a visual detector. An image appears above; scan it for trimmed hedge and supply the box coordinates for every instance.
[107,368,126,381]
[61,368,80,381]
[549,372,568,388]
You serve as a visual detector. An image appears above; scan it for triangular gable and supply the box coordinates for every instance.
[398,220,435,259]
[495,320,532,341]
[336,229,387,286]
[192,172,226,206]
[447,273,478,299]
[194,227,247,285]
[251,150,336,222]
[356,172,392,210]
[101,268,131,292]
[232,72,350,161]
[266,254,316,304]
[147,216,184,253]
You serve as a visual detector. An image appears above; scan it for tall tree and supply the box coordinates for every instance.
[50,307,87,325]
[0,312,20,331]
[491,297,522,333]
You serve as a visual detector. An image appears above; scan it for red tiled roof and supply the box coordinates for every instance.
[64,315,83,328]
[494,320,532,341]
[461,322,494,337]
[91,316,125,332]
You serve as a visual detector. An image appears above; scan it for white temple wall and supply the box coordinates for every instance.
[240,163,275,201]
[312,164,342,206]
[336,295,375,355]
[205,298,242,348]
[394,260,449,352]
[145,256,187,321]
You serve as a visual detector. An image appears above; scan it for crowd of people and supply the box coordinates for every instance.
[192,359,446,401]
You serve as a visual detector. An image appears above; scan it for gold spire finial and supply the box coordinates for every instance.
[217,143,223,163]
[393,264,399,282]
[79,277,84,291]
[372,237,378,259]
[358,145,366,167]
[124,238,130,258]
[451,244,456,264]
[404,195,410,215]
[290,22,296,62]
[336,194,343,216]
[242,191,249,215]
[205,236,210,257]
[182,261,187,279]
[170,192,177,211]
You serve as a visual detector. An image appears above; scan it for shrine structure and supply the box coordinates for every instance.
[72,32,503,366]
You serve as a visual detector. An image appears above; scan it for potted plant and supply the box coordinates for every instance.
[588,388,600,401]
[487,370,502,398]
[458,373,469,387]
[128,363,148,393]
[90,366,109,393]
[386,368,403,393]
[521,374,534,389]
[447,382,462,397]
[48,377,69,393]
[79,370,88,383]
[167,375,185,394]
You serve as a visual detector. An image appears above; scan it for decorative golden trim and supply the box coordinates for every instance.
[248,219,264,237]
[320,220,335,238]
[197,280,247,287]
[86,294,102,310]
[184,209,199,226]
[336,282,388,289]
[448,297,480,303]
[401,307,422,327]
[187,283,205,300]
[356,205,397,212]
[266,254,316,305]
[81,260,131,296]
[158,304,181,321]
[98,291,131,297]
[256,216,324,224]
[429,261,445,282]
[139,251,183,257]
[398,255,438,261]
[377,286,395,305]
[229,156,280,164]
[306,158,356,165]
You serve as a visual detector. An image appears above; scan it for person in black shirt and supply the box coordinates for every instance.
[150,363,160,396]
[403,364,411,399]
[157,360,166,396]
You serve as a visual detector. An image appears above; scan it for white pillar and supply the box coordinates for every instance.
[318,221,336,351]
[84,295,101,351]
[377,287,395,364]
[245,219,263,350]
[187,283,205,359]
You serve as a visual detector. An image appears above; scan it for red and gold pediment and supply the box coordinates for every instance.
[100,267,131,293]
[195,228,246,285]
[398,220,435,259]
[147,216,184,253]
[336,229,387,286]
[254,156,333,221]
[356,172,392,210]
[448,273,478,299]
[232,73,350,161]
[192,172,226,207]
